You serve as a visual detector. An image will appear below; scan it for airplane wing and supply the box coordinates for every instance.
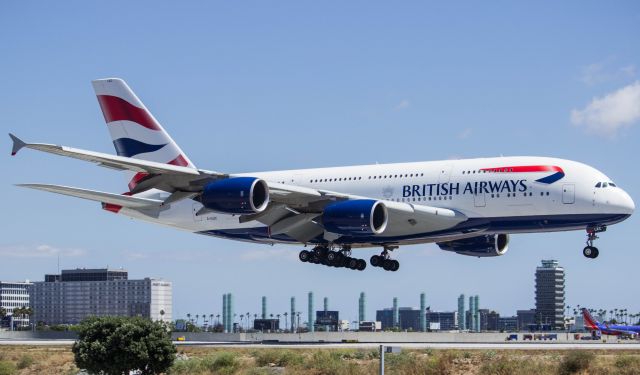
[17,184,163,208]
[10,134,226,195]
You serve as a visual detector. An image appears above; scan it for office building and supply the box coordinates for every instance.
[0,281,32,328]
[535,260,565,330]
[315,310,340,331]
[31,268,172,325]
[377,307,422,331]
[426,311,457,331]
[517,309,536,331]
[498,316,518,331]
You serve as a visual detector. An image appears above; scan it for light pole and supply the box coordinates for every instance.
[284,312,288,333]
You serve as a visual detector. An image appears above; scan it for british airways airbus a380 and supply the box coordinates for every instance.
[10,78,635,272]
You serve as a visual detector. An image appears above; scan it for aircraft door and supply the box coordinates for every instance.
[562,184,575,204]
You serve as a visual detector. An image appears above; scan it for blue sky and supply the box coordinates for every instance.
[1,1,639,322]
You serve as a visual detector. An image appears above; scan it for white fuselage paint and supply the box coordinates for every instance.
[119,156,634,248]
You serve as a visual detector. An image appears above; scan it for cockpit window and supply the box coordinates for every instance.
[602,182,608,187]
[609,182,616,187]
[595,182,602,188]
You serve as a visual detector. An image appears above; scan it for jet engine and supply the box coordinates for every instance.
[200,177,269,214]
[437,234,509,257]
[322,199,388,235]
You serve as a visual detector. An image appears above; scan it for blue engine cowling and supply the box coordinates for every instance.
[201,177,269,214]
[436,234,509,257]
[322,199,388,235]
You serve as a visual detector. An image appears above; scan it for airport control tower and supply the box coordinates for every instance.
[535,260,565,330]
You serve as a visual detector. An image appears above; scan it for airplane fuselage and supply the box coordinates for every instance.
[121,155,634,248]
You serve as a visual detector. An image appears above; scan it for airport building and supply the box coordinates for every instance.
[0,281,32,328]
[31,268,172,325]
[517,309,536,331]
[377,307,422,331]
[426,311,457,331]
[535,260,565,330]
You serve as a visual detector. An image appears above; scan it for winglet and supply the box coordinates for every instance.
[9,133,26,156]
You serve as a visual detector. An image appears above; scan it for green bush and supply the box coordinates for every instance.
[72,316,176,375]
[201,352,239,374]
[558,351,594,375]
[16,354,34,369]
[0,361,16,375]
[168,358,201,374]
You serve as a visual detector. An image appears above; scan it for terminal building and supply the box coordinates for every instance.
[31,268,172,325]
[535,260,565,330]
[0,281,32,328]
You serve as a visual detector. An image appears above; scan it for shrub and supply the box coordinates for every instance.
[72,316,176,375]
[558,351,594,375]
[16,354,34,369]
[0,361,16,375]
[613,355,640,375]
[201,352,239,374]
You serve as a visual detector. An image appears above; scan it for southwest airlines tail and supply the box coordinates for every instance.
[92,78,196,190]
[582,308,600,330]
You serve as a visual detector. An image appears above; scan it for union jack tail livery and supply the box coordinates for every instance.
[92,78,195,169]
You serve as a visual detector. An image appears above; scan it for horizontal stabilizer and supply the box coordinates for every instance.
[16,184,163,208]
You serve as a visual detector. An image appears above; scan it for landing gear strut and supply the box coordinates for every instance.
[370,246,400,272]
[583,225,606,259]
[299,246,366,271]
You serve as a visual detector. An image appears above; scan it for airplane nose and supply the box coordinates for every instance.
[617,189,635,215]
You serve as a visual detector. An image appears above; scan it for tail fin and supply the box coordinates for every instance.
[582,308,600,330]
[92,78,195,168]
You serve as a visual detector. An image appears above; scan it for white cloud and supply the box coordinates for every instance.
[580,59,636,85]
[394,99,410,111]
[571,81,640,136]
[0,244,86,258]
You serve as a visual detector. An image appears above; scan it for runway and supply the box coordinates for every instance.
[2,339,640,350]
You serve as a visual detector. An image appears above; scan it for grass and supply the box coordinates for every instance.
[0,345,639,374]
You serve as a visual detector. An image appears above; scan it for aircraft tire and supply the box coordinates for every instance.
[299,250,310,262]
[356,259,366,271]
[370,255,381,267]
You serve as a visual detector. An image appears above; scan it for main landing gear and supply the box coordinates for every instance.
[370,246,400,272]
[299,246,366,271]
[583,225,606,259]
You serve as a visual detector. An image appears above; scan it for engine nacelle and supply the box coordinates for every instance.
[322,199,388,236]
[437,234,509,257]
[201,177,269,214]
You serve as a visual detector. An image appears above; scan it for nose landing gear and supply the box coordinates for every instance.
[583,225,606,259]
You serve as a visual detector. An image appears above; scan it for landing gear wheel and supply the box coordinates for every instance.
[583,246,599,258]
[382,259,393,271]
[356,259,367,271]
[327,251,338,262]
[390,260,400,272]
[299,250,310,262]
[348,258,358,270]
[370,255,382,267]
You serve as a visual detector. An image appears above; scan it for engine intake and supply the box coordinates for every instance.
[322,199,388,235]
[201,177,269,214]
[437,234,509,257]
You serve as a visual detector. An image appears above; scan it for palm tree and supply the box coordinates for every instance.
[195,314,200,325]
[187,313,191,323]
[216,314,220,326]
